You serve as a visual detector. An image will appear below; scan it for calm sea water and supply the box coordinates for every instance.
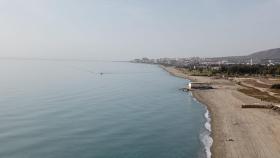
[0,60,209,158]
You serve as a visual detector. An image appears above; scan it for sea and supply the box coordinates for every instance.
[0,60,212,158]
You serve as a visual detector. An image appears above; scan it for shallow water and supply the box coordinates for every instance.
[0,60,208,158]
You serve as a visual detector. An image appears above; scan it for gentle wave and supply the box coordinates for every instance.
[201,108,213,158]
[189,92,213,158]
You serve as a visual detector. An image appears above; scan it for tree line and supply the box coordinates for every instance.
[219,64,280,76]
[177,64,280,76]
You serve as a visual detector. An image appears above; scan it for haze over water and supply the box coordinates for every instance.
[0,60,207,158]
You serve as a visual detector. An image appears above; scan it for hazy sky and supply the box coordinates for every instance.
[0,0,279,60]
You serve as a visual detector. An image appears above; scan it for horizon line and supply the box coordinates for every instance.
[0,57,130,63]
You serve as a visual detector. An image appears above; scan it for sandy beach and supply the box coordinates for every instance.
[162,66,280,158]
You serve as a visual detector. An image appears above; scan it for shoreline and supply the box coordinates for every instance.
[190,91,213,158]
[161,65,280,158]
[161,65,213,158]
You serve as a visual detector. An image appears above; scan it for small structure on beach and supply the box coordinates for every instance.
[241,104,280,113]
[188,82,212,90]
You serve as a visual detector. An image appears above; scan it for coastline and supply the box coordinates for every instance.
[161,65,213,158]
[161,65,280,158]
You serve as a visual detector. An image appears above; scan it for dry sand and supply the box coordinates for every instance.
[162,66,280,158]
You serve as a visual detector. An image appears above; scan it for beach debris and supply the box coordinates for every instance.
[226,138,234,142]
[233,122,239,125]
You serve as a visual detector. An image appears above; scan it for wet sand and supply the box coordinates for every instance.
[162,66,280,158]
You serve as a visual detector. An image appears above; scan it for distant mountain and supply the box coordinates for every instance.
[248,48,280,61]
[208,48,280,64]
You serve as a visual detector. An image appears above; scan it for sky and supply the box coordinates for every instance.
[0,0,279,60]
